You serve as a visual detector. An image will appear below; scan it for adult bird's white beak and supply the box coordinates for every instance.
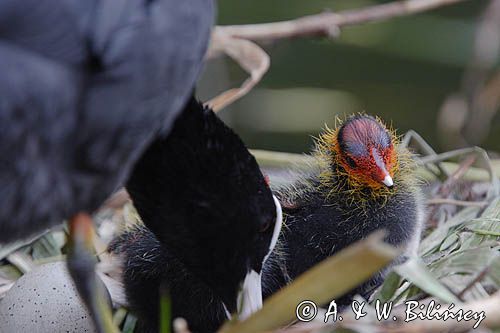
[237,269,263,320]
[236,195,283,320]
[383,175,394,187]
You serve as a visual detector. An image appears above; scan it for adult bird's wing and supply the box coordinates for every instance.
[0,0,215,242]
[0,41,81,242]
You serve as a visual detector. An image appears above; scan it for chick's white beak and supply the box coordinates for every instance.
[236,195,283,320]
[383,175,394,187]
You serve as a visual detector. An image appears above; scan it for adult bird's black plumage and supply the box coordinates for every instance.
[0,0,214,242]
[110,97,282,333]
[262,115,424,307]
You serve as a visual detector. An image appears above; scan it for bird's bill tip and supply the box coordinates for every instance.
[234,196,282,321]
[236,270,262,320]
[382,175,394,187]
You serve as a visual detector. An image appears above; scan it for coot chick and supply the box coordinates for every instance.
[110,97,282,333]
[263,115,424,306]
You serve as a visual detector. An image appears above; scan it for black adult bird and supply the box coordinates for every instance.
[263,115,425,306]
[109,97,282,333]
[0,1,214,331]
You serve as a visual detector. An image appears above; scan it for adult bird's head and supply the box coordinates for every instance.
[126,97,282,320]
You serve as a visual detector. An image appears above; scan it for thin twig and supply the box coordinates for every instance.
[426,198,488,207]
[457,266,490,299]
[218,0,471,42]
[427,155,477,227]
[438,155,477,197]
[207,0,471,111]
[419,147,499,197]
[206,31,270,112]
[402,130,449,179]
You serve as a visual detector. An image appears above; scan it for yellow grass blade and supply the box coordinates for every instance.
[219,231,399,333]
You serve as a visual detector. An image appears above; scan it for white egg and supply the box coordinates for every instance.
[0,261,103,333]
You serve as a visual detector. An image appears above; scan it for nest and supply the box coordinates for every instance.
[0,147,499,333]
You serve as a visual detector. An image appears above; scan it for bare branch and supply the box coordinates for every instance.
[206,30,270,112]
[426,198,488,207]
[206,0,471,111]
[218,0,471,42]
[457,266,490,299]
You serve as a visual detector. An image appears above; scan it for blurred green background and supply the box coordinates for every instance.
[198,0,499,154]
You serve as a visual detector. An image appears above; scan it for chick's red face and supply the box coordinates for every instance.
[337,115,396,188]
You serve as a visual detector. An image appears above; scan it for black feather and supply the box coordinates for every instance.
[263,176,420,306]
[113,97,278,333]
[0,0,214,242]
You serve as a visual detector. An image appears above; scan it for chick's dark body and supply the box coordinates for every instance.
[110,226,227,333]
[264,172,422,305]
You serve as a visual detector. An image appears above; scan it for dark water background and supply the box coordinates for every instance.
[199,0,499,154]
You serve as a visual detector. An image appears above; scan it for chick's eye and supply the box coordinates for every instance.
[345,156,357,168]
[259,219,272,233]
